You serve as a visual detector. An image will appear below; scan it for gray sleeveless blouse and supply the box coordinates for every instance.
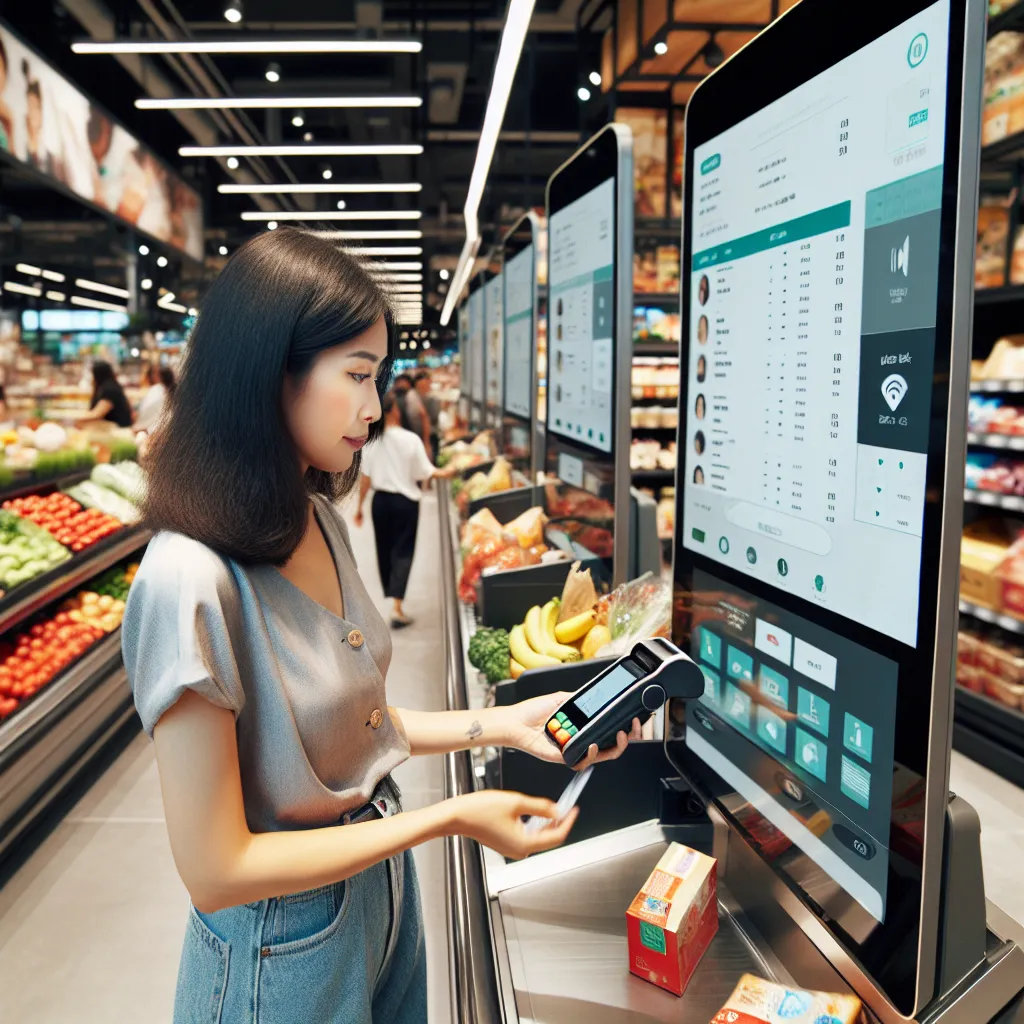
[122,495,410,833]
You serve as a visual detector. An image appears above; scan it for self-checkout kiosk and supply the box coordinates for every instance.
[441,1,1024,1021]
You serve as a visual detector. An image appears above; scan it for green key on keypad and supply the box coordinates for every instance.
[556,712,570,726]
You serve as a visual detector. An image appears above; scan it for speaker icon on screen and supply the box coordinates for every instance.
[890,235,910,276]
[882,373,909,412]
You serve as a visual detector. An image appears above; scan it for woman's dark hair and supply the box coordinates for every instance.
[90,360,121,406]
[0,36,8,75]
[157,366,176,395]
[22,62,40,100]
[144,228,396,564]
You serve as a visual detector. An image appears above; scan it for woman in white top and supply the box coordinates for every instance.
[355,391,453,627]
[134,363,175,434]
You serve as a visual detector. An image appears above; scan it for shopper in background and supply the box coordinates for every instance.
[354,390,454,628]
[122,229,639,1024]
[393,372,432,454]
[414,370,441,452]
[134,363,175,435]
[77,360,133,428]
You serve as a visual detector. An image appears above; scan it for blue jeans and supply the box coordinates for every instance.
[173,850,427,1023]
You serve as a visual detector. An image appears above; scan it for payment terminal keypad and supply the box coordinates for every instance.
[546,712,579,749]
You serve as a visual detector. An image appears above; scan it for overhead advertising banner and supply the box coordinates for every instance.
[0,20,204,261]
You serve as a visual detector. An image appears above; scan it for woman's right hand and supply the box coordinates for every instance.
[448,789,578,860]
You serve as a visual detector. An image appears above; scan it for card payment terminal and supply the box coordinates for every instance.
[545,637,704,767]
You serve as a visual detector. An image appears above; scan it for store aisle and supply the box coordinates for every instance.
[0,492,453,1024]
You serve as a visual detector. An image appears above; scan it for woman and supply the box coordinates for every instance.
[134,363,175,434]
[354,391,451,628]
[695,393,706,421]
[78,360,133,428]
[123,229,639,1023]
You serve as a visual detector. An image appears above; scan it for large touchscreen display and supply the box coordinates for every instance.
[682,2,949,647]
[469,286,485,409]
[504,244,535,420]
[687,567,897,922]
[484,272,504,414]
[548,177,615,454]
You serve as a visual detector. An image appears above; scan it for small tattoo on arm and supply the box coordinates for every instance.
[466,720,483,740]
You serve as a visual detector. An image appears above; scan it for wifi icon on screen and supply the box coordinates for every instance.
[881,373,908,412]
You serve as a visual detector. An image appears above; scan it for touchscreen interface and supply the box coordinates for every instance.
[682,1,949,647]
[469,285,485,409]
[485,272,504,414]
[575,661,641,718]
[548,176,615,453]
[686,567,897,922]
[504,244,535,420]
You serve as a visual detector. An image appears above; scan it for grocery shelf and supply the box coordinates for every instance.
[989,1,1024,36]
[974,285,1024,306]
[631,425,678,435]
[0,627,134,864]
[981,131,1024,164]
[632,342,680,357]
[963,488,1024,512]
[631,468,676,484]
[959,599,1024,635]
[0,469,93,504]
[631,393,679,404]
[970,379,1024,392]
[0,527,150,639]
[633,292,679,306]
[953,685,1024,790]
[966,431,1024,450]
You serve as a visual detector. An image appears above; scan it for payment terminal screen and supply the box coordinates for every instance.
[575,661,640,718]
[686,567,897,922]
[485,272,504,413]
[504,245,535,420]
[682,1,949,647]
[548,177,615,453]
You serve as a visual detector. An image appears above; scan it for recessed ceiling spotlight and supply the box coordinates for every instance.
[265,62,281,83]
[267,221,278,230]
[654,40,668,55]
[291,112,304,127]
[439,268,450,280]
[226,156,240,169]
[577,86,591,102]
[589,71,601,86]
[138,244,150,255]
[218,245,228,256]
[223,0,243,23]
[156,255,168,267]
[336,199,346,209]
[140,278,153,290]
[303,131,314,142]
[322,165,333,180]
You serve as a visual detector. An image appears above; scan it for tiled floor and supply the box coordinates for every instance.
[3,491,1024,1021]
[0,491,452,1024]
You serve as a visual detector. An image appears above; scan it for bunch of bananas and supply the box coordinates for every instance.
[507,598,611,678]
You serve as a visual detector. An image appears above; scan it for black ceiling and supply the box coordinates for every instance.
[0,0,600,319]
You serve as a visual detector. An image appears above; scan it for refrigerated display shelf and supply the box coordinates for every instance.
[973,285,1024,305]
[633,292,679,305]
[0,527,150,639]
[970,379,1024,392]
[0,469,92,504]
[963,488,1024,512]
[959,599,1024,634]
[953,685,1024,790]
[631,468,675,484]
[967,431,1024,450]
[632,342,679,356]
[0,627,133,864]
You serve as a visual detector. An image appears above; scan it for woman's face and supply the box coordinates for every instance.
[698,317,708,344]
[283,315,388,475]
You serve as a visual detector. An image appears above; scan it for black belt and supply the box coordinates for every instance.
[340,776,401,826]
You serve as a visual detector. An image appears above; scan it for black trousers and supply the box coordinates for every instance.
[371,490,420,601]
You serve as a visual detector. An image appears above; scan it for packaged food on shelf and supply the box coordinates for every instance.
[975,197,1010,289]
[1011,225,1024,285]
[976,334,1024,380]
[960,521,1012,609]
[965,451,1024,494]
[957,621,1024,707]
[983,32,1024,145]
[657,488,675,540]
[968,394,1024,434]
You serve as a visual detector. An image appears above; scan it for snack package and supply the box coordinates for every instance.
[710,974,862,1024]
[503,506,547,549]
[557,560,599,623]
[626,842,718,996]
[461,507,508,550]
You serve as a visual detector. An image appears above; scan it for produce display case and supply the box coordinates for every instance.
[0,460,149,866]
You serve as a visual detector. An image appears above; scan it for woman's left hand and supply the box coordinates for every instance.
[502,692,642,770]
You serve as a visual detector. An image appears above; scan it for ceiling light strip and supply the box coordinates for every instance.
[71,295,127,312]
[306,230,422,240]
[3,281,42,297]
[240,210,422,222]
[75,278,130,299]
[367,272,423,282]
[363,261,423,272]
[139,96,422,109]
[42,270,66,282]
[181,144,422,157]
[15,263,42,276]
[441,0,536,325]
[219,183,421,195]
[45,291,66,302]
[74,39,422,55]
[338,245,423,256]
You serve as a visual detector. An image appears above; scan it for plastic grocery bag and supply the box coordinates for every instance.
[594,572,672,658]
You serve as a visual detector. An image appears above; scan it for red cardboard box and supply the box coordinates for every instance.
[626,842,718,996]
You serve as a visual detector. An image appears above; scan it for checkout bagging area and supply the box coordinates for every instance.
[434,0,1024,1021]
